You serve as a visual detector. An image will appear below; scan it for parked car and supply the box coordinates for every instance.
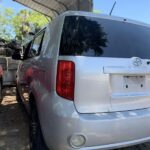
[12,11,150,150]
[0,65,3,100]
[0,39,20,100]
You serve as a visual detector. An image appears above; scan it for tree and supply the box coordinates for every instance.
[0,8,14,40]
[13,9,48,43]
[0,8,48,42]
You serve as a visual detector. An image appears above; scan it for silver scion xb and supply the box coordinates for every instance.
[12,11,150,150]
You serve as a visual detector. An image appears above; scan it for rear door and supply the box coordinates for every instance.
[104,58,150,112]
[18,30,45,110]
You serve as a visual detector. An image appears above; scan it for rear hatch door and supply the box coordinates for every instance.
[74,57,150,113]
[59,15,150,113]
[104,57,150,112]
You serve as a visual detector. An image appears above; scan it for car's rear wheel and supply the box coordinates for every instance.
[16,87,21,102]
[0,78,3,101]
[29,96,49,150]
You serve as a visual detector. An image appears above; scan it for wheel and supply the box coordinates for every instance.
[29,96,49,150]
[0,79,3,101]
[16,87,21,102]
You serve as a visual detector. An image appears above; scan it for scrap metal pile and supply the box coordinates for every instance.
[0,38,22,56]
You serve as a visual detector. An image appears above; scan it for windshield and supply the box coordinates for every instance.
[60,16,150,59]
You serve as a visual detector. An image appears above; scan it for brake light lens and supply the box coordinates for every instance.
[56,60,75,101]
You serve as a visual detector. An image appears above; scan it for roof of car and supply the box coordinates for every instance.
[59,11,150,28]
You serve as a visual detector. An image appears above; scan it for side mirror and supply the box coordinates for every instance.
[12,50,23,60]
[12,52,21,60]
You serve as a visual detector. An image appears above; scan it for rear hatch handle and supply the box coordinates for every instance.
[103,66,150,75]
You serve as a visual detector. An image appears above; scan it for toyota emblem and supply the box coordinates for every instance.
[132,57,142,67]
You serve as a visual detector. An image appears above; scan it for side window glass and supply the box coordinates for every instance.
[23,41,32,59]
[42,27,50,55]
[28,31,44,58]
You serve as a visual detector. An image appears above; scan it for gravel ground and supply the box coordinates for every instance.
[0,87,150,150]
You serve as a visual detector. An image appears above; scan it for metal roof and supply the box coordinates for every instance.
[13,0,93,18]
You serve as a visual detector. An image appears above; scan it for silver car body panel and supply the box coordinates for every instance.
[59,57,150,113]
[16,11,150,150]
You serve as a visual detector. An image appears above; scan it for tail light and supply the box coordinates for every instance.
[56,60,75,101]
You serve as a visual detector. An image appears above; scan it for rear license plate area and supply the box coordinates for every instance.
[124,76,145,90]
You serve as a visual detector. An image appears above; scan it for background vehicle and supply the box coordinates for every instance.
[0,39,20,100]
[13,11,150,150]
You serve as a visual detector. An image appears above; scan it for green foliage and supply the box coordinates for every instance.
[13,9,48,42]
[93,10,101,14]
[12,10,30,40]
[27,11,48,29]
[0,8,14,40]
[0,8,49,42]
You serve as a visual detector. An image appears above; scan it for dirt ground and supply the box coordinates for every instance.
[0,87,150,150]
[0,88,29,150]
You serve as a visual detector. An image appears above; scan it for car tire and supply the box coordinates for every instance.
[16,87,21,102]
[0,79,3,101]
[29,97,49,150]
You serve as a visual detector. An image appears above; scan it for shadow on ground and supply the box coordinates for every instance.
[0,87,150,150]
[0,87,29,150]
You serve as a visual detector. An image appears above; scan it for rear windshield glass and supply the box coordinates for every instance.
[60,16,150,59]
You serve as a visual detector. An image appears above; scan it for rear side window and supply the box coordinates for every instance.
[28,31,45,58]
[60,16,150,59]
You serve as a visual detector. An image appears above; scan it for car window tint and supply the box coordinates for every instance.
[41,27,50,55]
[60,16,150,59]
[28,31,44,58]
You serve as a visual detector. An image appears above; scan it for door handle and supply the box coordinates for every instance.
[31,61,36,65]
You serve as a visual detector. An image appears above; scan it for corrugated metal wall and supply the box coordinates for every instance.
[13,0,93,18]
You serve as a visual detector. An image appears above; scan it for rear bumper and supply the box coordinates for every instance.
[80,137,150,150]
[74,109,150,150]
[38,95,150,150]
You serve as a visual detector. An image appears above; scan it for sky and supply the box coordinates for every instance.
[94,0,150,24]
[0,0,150,24]
[0,0,29,13]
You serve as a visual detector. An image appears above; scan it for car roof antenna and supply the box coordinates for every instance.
[109,1,116,16]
